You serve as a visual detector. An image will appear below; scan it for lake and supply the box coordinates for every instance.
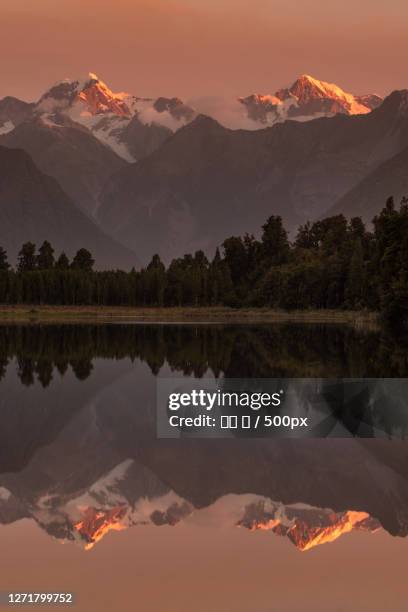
[0,322,407,611]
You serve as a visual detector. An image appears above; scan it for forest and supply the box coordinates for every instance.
[0,196,407,323]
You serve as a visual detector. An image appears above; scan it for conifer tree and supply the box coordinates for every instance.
[17,242,37,272]
[0,246,9,271]
[37,241,55,270]
[71,249,94,272]
[56,252,70,270]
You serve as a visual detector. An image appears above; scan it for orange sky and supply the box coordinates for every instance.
[1,0,407,101]
[1,519,407,612]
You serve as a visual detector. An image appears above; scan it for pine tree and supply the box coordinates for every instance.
[222,236,248,285]
[261,215,290,265]
[37,241,55,270]
[294,221,318,249]
[71,248,94,272]
[56,253,70,270]
[17,242,37,272]
[146,254,166,306]
[345,239,364,308]
[0,246,9,271]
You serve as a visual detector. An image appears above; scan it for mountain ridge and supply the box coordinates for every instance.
[0,145,138,269]
[239,73,383,126]
[0,116,127,216]
[98,88,408,263]
[0,72,383,159]
[0,74,405,262]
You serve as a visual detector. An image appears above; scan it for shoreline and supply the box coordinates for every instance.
[0,306,379,326]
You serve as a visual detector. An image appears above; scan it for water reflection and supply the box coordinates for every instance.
[0,323,407,554]
[1,322,408,385]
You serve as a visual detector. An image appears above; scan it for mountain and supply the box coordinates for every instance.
[0,74,196,216]
[0,72,396,257]
[98,90,408,264]
[0,116,126,217]
[0,73,380,165]
[237,499,380,551]
[329,145,408,221]
[0,488,28,524]
[239,74,383,126]
[0,96,34,134]
[0,467,382,551]
[0,72,385,222]
[32,73,194,163]
[0,145,137,269]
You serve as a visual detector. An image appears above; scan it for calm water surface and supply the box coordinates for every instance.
[0,323,407,611]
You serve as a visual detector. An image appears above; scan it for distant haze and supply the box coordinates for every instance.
[1,0,407,102]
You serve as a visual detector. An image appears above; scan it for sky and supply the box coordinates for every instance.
[1,520,407,612]
[1,0,407,102]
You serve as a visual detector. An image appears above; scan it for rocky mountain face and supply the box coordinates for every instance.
[0,73,382,168]
[0,74,196,217]
[0,426,403,551]
[239,74,383,126]
[0,116,126,217]
[34,73,194,163]
[0,145,137,269]
[0,462,383,552]
[329,145,408,221]
[0,97,34,134]
[0,73,403,263]
[98,90,408,264]
[237,499,380,551]
[326,91,408,220]
[1,73,194,163]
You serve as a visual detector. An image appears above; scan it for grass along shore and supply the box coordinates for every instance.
[0,305,379,326]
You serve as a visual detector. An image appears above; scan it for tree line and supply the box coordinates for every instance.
[0,196,408,322]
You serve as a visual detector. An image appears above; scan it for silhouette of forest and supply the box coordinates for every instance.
[1,197,408,323]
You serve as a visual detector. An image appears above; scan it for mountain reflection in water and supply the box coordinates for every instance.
[0,323,407,554]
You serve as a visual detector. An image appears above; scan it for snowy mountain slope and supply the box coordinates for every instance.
[33,73,195,162]
[98,90,408,264]
[238,74,383,127]
[0,456,381,552]
[0,73,381,160]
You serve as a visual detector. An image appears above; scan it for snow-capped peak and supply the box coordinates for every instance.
[36,72,132,117]
[277,74,379,113]
[29,72,196,161]
[76,73,132,117]
[239,73,383,126]
[288,73,349,100]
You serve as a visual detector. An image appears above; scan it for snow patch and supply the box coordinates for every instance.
[40,114,60,128]
[0,120,15,135]
[137,106,184,131]
[0,487,11,501]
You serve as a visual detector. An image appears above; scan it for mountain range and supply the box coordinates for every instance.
[0,72,383,162]
[98,90,408,263]
[0,72,406,266]
[0,461,382,552]
[238,74,382,126]
[0,146,137,269]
